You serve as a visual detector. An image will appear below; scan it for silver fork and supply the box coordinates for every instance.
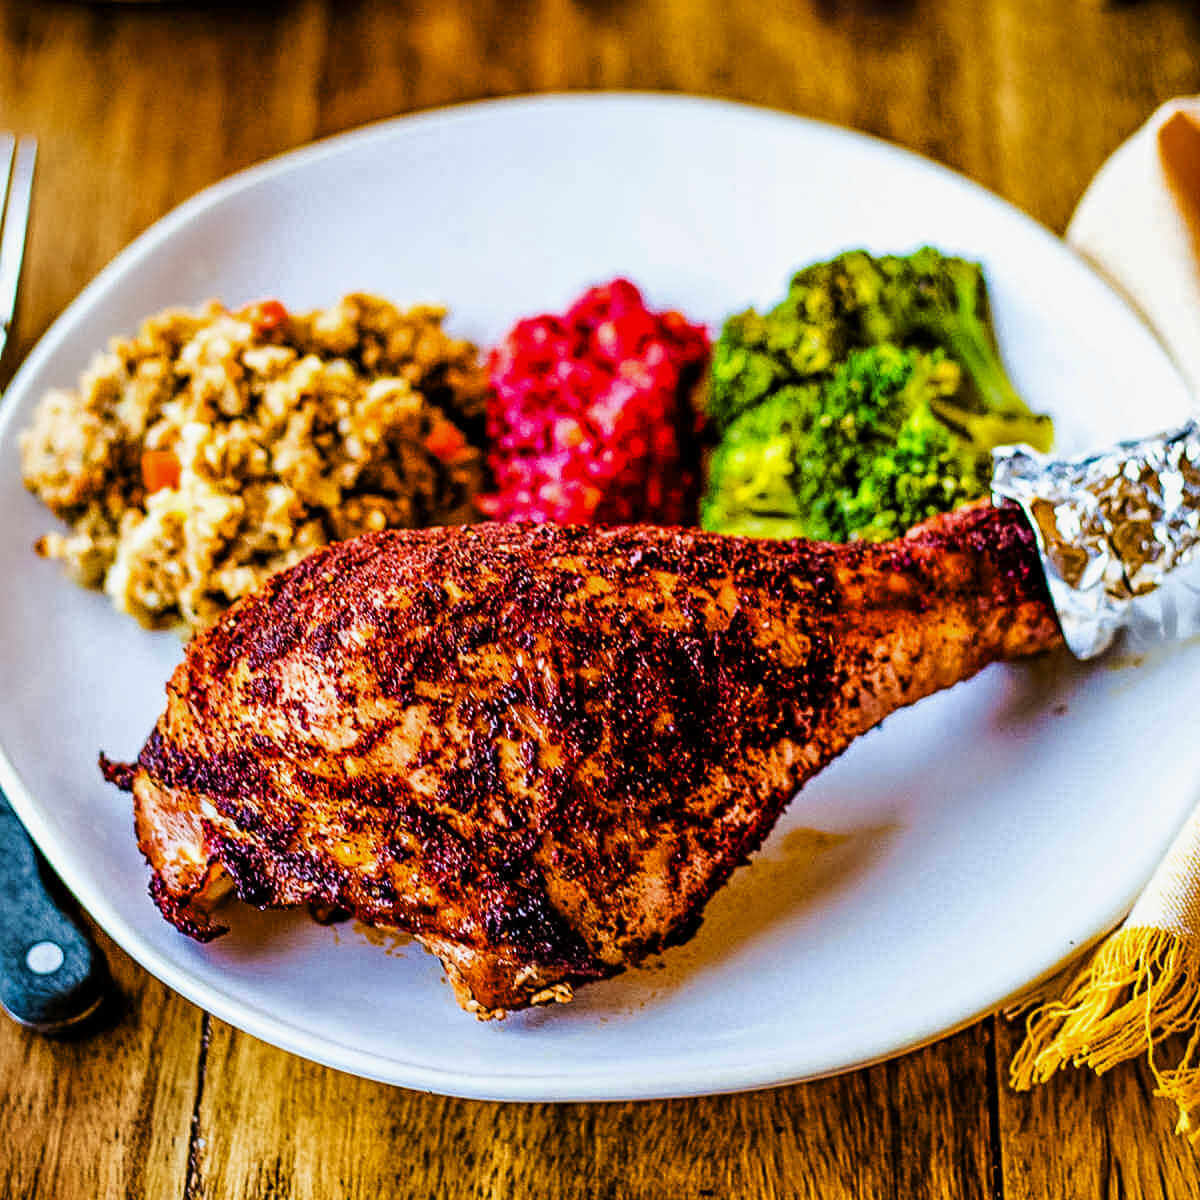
[0,136,106,1032]
[0,135,36,366]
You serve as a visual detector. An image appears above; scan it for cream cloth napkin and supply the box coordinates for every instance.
[1009,98,1200,1137]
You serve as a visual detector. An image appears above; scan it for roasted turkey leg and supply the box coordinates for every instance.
[103,505,1061,1016]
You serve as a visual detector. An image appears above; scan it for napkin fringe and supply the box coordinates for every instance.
[1010,926,1200,1138]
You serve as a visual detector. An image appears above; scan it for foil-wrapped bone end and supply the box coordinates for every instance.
[993,420,1200,659]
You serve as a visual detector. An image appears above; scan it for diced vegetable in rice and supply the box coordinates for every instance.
[20,294,487,633]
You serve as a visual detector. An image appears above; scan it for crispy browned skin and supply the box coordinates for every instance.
[104,505,1061,1015]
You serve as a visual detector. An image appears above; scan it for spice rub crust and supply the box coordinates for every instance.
[109,508,1059,1013]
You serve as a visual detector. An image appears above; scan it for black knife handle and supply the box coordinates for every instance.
[0,790,107,1031]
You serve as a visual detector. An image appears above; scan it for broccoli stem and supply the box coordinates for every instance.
[937,329,1053,451]
[905,258,1054,453]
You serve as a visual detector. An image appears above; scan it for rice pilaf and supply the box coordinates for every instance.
[20,294,487,632]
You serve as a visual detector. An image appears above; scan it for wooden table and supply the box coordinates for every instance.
[1,2,1198,1196]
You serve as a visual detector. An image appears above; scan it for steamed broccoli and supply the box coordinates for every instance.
[791,247,1054,451]
[706,247,1052,454]
[702,345,987,543]
[700,247,1054,542]
[698,381,816,540]
[706,289,857,431]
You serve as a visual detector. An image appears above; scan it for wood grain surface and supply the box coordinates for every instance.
[1,1,1198,1196]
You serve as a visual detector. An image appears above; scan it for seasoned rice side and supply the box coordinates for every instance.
[20,294,488,633]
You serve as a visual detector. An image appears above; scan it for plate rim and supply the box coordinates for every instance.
[0,90,1191,1101]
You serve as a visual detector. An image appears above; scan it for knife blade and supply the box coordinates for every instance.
[0,788,108,1032]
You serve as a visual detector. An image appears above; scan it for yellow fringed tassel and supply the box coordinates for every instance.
[1010,926,1200,1138]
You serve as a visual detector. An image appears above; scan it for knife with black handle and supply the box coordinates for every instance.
[0,788,107,1032]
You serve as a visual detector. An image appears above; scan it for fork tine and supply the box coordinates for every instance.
[0,136,12,204]
[0,135,13,364]
[0,137,35,347]
[0,136,14,286]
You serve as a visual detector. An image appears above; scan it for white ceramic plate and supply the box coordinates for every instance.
[1,94,1195,1101]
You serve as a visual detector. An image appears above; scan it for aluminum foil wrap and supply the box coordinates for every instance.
[992,419,1200,659]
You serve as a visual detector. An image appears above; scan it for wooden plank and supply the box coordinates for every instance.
[309,0,995,179]
[995,1019,1200,1199]
[987,0,1200,233]
[0,924,201,1199]
[190,1017,992,1200]
[0,0,327,372]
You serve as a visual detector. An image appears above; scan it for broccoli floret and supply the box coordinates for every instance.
[699,381,816,540]
[701,247,1055,542]
[701,345,988,543]
[785,247,1053,452]
[708,247,1052,453]
[706,306,850,434]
